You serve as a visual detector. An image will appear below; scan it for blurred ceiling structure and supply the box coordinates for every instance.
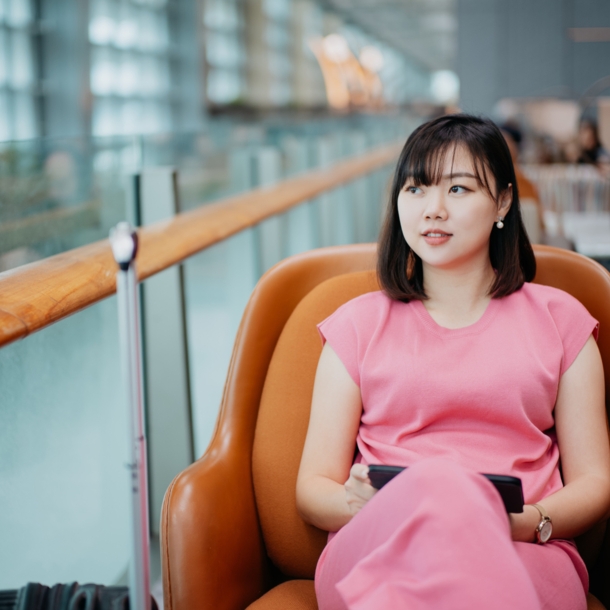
[322,0,457,72]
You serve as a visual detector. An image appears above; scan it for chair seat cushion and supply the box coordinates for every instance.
[246,580,317,610]
[588,592,606,610]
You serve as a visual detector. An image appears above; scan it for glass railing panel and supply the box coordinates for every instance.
[0,136,138,272]
[0,297,130,588]
[182,230,258,457]
[280,134,319,256]
[182,138,397,457]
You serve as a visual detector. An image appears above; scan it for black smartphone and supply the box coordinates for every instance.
[367,465,524,513]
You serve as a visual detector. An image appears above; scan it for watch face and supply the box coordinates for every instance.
[540,521,552,543]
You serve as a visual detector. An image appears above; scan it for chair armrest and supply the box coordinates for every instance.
[161,448,270,610]
[160,246,380,610]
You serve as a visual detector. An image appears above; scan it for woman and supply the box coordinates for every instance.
[577,119,610,166]
[296,115,610,609]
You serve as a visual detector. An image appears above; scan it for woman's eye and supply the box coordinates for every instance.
[406,186,422,194]
[450,185,468,194]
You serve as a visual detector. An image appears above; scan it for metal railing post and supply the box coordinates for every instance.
[110,222,150,610]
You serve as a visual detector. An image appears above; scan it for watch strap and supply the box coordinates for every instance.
[532,503,550,521]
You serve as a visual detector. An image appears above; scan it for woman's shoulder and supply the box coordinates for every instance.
[509,282,597,334]
[317,291,399,385]
[320,290,401,331]
[337,289,392,311]
[328,289,414,320]
[514,283,599,375]
[516,282,588,311]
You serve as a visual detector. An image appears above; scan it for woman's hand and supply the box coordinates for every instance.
[508,505,539,542]
[345,464,377,517]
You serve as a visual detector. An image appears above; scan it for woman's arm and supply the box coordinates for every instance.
[296,343,376,531]
[510,335,610,541]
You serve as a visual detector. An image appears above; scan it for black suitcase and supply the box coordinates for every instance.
[0,583,157,610]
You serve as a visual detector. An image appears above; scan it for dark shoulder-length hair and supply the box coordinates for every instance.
[377,113,536,302]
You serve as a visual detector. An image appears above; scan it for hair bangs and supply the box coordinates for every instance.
[467,145,496,200]
[402,134,453,187]
[401,124,497,201]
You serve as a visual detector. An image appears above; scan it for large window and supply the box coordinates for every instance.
[0,0,39,140]
[0,0,427,140]
[89,0,173,136]
[203,0,244,106]
[260,0,292,106]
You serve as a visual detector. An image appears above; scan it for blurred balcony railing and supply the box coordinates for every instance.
[523,164,610,215]
[0,113,412,272]
[523,164,610,258]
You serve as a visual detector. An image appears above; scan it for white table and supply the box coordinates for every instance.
[559,211,610,258]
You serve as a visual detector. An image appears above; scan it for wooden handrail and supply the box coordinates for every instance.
[0,141,401,348]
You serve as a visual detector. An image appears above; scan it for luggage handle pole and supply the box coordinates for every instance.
[110,222,150,610]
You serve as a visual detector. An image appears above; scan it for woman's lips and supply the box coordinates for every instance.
[422,231,452,245]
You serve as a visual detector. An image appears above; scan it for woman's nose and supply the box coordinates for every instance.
[423,191,448,220]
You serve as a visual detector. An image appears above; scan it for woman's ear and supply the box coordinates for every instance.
[498,182,513,217]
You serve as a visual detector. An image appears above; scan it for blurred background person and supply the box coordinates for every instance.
[501,122,546,243]
[577,119,610,166]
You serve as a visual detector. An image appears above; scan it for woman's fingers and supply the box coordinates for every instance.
[345,464,377,516]
[350,463,370,483]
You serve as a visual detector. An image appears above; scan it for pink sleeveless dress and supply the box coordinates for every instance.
[315,282,598,610]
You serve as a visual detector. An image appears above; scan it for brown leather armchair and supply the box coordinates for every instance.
[161,244,610,610]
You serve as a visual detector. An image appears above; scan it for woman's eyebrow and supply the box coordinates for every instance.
[441,172,478,180]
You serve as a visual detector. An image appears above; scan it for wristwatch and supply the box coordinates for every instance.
[532,503,552,544]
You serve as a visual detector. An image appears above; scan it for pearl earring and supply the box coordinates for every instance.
[496,218,504,229]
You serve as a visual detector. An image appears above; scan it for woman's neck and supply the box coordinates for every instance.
[421,259,496,329]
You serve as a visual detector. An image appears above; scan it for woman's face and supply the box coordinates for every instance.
[397,145,511,272]
[578,123,597,150]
